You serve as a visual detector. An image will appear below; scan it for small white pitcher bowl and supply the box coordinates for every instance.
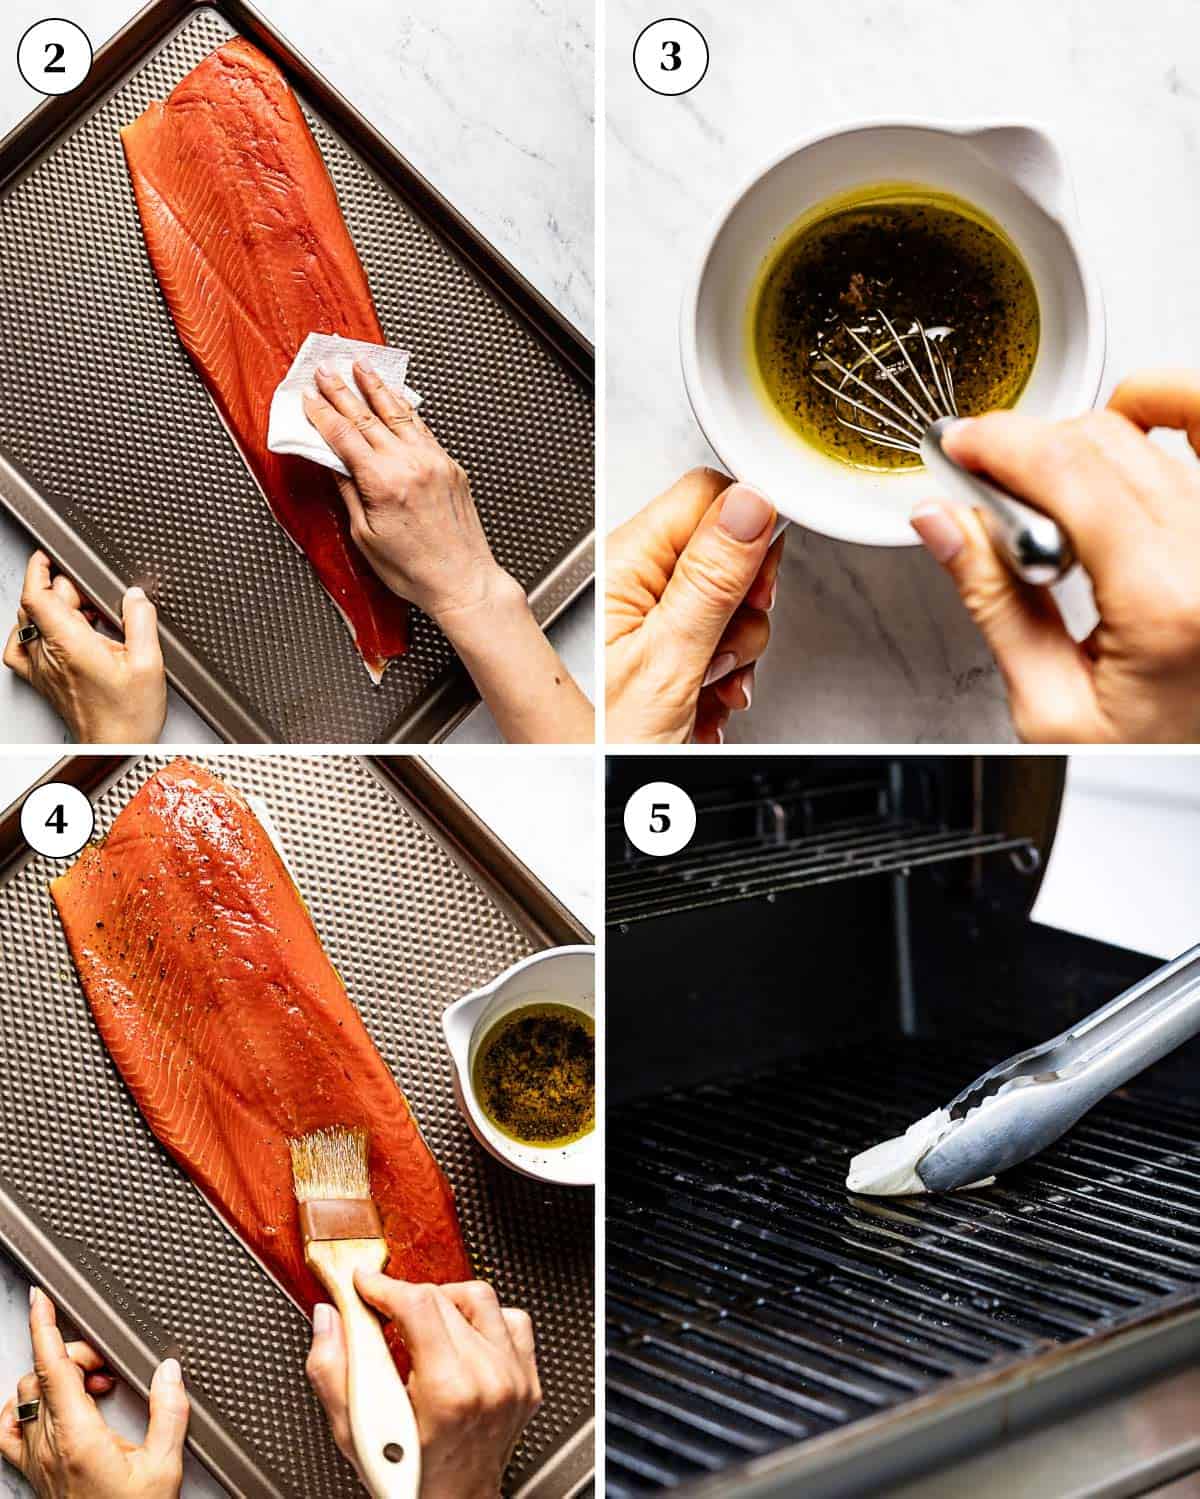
[442,945,595,1187]
[680,120,1106,547]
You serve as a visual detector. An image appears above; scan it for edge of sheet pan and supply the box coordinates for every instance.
[0,0,595,745]
[0,1175,290,1499]
[368,756,593,947]
[0,753,595,1497]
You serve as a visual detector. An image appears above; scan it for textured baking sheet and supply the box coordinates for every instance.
[0,754,594,1496]
[0,3,594,742]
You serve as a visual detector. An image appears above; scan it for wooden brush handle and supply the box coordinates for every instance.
[307,1239,421,1499]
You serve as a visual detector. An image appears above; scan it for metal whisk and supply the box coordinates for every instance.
[809,312,1074,587]
[812,310,959,457]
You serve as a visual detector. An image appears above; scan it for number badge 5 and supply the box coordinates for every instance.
[624,782,696,858]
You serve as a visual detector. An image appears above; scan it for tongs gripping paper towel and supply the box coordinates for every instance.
[267,333,422,477]
[848,941,1200,1197]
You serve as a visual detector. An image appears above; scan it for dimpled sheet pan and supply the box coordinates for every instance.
[0,1,594,742]
[0,754,595,1497]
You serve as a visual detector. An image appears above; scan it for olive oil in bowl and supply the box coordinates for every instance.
[749,184,1040,471]
[472,1002,595,1149]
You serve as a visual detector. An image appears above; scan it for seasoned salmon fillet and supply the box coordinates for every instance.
[51,760,470,1369]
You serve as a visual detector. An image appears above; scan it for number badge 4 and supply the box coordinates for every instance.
[20,782,95,859]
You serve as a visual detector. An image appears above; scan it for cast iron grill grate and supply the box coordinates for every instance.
[606,785,1035,925]
[605,1038,1200,1495]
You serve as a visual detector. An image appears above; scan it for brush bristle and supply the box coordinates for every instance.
[289,1126,371,1201]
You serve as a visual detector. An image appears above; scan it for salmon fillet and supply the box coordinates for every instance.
[50,760,470,1367]
[121,38,408,680]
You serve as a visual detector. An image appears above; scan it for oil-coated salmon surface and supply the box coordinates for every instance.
[51,760,470,1367]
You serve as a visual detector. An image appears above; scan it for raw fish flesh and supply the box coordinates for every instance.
[122,39,408,680]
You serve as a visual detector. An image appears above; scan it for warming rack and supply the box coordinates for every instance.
[606,796,1036,926]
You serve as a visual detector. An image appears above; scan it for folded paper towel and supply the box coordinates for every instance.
[267,332,422,477]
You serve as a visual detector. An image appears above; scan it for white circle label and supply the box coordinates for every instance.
[633,18,709,97]
[623,781,697,858]
[17,18,93,97]
[20,783,95,859]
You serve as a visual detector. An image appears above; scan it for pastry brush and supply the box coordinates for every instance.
[289,1126,420,1498]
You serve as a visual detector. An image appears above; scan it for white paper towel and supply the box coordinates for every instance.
[266,332,422,477]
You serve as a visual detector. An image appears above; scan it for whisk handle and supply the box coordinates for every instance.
[922,418,1075,586]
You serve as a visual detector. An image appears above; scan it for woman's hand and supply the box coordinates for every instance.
[0,1289,189,1499]
[606,468,783,743]
[302,363,510,623]
[3,553,165,743]
[306,1277,541,1499]
[304,362,593,743]
[911,370,1200,742]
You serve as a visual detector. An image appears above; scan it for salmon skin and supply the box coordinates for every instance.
[121,38,408,681]
[50,760,470,1369]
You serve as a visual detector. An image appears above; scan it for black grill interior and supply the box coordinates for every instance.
[605,755,1200,1495]
[606,1038,1200,1496]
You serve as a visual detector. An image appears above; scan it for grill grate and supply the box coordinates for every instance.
[605,1038,1200,1495]
[606,817,1035,926]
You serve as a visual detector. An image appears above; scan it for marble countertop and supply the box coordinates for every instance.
[606,0,1200,742]
[0,751,593,1497]
[0,0,594,746]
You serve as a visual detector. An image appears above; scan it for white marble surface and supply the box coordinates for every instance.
[606,0,1200,742]
[0,0,594,747]
[0,750,593,1497]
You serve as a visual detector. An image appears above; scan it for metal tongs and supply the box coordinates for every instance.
[916,942,1200,1192]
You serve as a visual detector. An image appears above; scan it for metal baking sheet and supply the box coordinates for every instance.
[0,1,594,742]
[0,753,595,1497]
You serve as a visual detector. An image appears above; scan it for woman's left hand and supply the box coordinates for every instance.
[607,468,782,743]
[3,552,165,744]
[0,1289,189,1499]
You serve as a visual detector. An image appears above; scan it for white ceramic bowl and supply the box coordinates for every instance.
[442,946,595,1187]
[680,121,1106,547]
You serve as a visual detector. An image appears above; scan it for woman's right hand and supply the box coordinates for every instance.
[302,362,514,626]
[606,468,783,743]
[302,361,593,744]
[911,370,1200,742]
[306,1277,541,1499]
